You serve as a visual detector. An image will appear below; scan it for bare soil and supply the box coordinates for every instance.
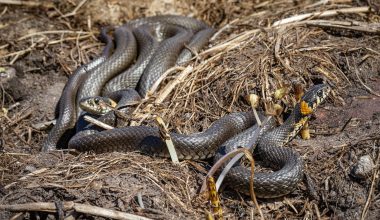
[0,0,379,219]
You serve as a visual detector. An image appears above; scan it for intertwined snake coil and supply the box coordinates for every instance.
[42,15,331,198]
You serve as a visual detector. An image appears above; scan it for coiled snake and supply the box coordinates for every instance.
[42,15,331,198]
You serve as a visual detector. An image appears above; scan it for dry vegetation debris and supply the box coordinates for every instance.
[0,0,380,219]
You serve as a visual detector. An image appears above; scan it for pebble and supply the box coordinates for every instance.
[350,155,375,179]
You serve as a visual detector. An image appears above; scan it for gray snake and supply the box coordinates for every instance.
[42,15,330,198]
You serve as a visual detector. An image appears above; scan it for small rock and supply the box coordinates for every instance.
[0,67,26,100]
[350,155,375,180]
[24,165,36,173]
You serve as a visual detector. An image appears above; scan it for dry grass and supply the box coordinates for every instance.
[1,0,380,219]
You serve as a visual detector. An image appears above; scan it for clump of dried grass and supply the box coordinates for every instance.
[131,4,376,134]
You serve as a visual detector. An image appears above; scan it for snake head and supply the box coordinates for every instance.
[79,96,117,115]
[299,84,331,116]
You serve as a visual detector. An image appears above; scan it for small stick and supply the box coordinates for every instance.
[302,19,380,34]
[272,6,370,26]
[0,202,152,220]
[355,66,380,97]
[83,115,114,130]
[61,0,87,18]
[147,66,185,98]
[155,116,179,163]
[155,65,193,104]
[17,30,90,41]
[0,0,54,8]
[9,108,33,126]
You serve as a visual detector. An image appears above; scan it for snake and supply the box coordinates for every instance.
[41,28,114,151]
[42,15,214,151]
[213,84,330,197]
[42,14,331,198]
[72,84,330,198]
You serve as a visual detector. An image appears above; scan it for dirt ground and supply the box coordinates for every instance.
[0,0,380,219]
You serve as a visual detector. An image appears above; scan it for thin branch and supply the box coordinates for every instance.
[273,6,370,26]
[61,0,88,18]
[83,115,114,130]
[0,0,53,7]
[0,202,152,220]
[18,30,91,41]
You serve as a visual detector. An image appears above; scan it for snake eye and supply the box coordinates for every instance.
[317,90,324,97]
[94,98,99,105]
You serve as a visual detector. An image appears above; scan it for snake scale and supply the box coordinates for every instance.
[42,15,330,198]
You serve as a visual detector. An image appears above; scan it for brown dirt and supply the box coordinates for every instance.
[1,0,380,219]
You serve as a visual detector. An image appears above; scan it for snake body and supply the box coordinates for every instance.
[43,15,331,198]
[102,26,158,94]
[42,28,114,151]
[43,15,214,151]
[214,85,330,197]
[71,84,330,198]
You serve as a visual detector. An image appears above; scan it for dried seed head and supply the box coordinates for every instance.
[247,94,260,108]
[274,87,289,100]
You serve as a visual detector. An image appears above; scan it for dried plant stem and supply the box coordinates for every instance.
[62,0,88,18]
[18,30,91,41]
[0,202,152,220]
[83,115,114,130]
[155,116,179,163]
[0,0,53,7]
[147,66,185,98]
[155,65,193,104]
[354,66,380,97]
[272,6,370,26]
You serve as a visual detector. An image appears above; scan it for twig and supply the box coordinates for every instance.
[200,29,261,56]
[210,18,240,41]
[146,66,185,98]
[0,202,152,220]
[354,66,380,97]
[305,0,329,9]
[83,115,114,130]
[155,65,193,104]
[272,6,370,26]
[302,19,380,34]
[61,0,87,18]
[0,43,36,60]
[8,108,33,126]
[19,168,48,180]
[18,30,90,41]
[0,0,53,7]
